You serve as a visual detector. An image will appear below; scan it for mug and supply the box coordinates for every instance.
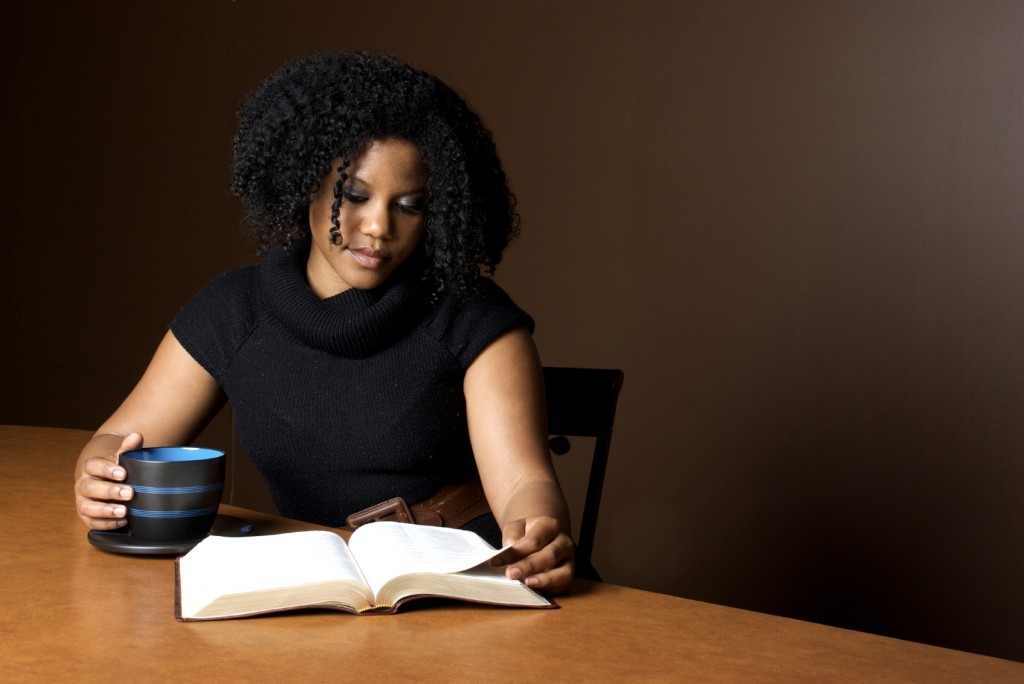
[120,447,226,542]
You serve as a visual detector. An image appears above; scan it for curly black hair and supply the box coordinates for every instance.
[230,51,519,297]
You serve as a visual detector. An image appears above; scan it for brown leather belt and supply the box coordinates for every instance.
[345,478,491,531]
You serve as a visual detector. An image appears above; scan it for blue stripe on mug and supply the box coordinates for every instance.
[128,507,219,518]
[131,483,224,495]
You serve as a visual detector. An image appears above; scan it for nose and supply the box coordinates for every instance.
[360,202,391,240]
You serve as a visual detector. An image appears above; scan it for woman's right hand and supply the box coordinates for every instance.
[74,432,144,530]
[72,330,227,531]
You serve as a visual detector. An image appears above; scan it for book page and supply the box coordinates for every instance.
[179,531,369,616]
[348,522,509,597]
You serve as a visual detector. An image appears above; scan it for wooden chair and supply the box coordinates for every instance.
[543,366,624,582]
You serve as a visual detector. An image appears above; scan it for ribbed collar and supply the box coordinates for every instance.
[260,237,425,358]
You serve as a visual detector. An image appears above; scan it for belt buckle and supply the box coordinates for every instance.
[345,497,415,529]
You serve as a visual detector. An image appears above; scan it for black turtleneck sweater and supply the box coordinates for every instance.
[170,239,532,543]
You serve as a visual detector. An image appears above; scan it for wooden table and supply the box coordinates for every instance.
[2,425,1021,682]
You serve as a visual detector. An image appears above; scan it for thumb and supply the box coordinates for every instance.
[501,518,527,548]
[491,519,528,567]
[115,432,144,462]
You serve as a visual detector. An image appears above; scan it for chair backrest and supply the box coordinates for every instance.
[543,366,624,581]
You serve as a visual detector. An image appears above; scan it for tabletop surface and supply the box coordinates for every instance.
[2,424,1021,682]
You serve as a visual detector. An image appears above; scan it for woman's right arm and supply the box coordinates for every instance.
[74,330,226,530]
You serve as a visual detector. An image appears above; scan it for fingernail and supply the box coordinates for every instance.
[119,487,133,499]
[507,567,521,580]
[111,467,125,479]
[526,577,539,587]
[115,519,128,527]
[113,506,126,518]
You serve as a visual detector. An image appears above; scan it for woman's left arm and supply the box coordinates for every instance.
[464,326,575,594]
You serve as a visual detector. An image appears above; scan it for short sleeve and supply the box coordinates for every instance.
[423,278,535,369]
[170,266,259,383]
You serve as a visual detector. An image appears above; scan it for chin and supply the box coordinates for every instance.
[344,270,395,291]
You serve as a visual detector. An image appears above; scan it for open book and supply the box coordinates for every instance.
[175,522,553,620]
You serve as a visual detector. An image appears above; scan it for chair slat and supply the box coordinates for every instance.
[543,367,624,582]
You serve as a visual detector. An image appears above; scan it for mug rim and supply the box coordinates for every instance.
[120,447,225,463]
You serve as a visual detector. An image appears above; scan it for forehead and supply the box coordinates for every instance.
[347,138,427,187]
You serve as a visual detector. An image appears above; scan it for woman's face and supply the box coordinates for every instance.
[306,138,428,298]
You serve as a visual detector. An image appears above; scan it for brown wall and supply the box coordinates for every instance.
[5,0,1023,662]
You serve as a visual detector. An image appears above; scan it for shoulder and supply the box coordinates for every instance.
[174,265,260,321]
[170,265,261,381]
[422,278,535,369]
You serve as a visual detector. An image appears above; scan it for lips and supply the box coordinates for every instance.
[348,247,388,269]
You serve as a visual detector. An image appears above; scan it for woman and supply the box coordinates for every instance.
[73,52,574,593]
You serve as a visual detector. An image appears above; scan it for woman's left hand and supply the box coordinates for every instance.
[494,516,575,594]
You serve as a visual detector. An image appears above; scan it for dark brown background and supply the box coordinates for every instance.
[5,0,1022,662]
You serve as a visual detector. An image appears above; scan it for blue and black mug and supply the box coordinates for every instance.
[120,447,226,542]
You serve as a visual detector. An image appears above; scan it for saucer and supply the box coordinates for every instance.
[87,514,254,556]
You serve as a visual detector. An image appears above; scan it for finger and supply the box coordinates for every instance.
[116,432,144,459]
[81,516,129,531]
[512,517,559,555]
[83,432,143,481]
[79,476,134,502]
[519,562,574,594]
[76,497,129,525]
[491,519,528,566]
[505,534,571,581]
[501,519,527,548]
[81,517,129,531]
[83,456,128,482]
[499,517,559,559]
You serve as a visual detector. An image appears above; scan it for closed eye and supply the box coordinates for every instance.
[341,190,369,203]
[395,201,425,216]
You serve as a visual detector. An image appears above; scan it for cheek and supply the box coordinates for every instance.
[309,189,340,230]
[308,198,326,230]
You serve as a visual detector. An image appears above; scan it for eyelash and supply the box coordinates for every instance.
[342,191,424,215]
[396,202,424,216]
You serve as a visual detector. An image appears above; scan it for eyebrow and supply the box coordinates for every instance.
[346,174,426,195]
